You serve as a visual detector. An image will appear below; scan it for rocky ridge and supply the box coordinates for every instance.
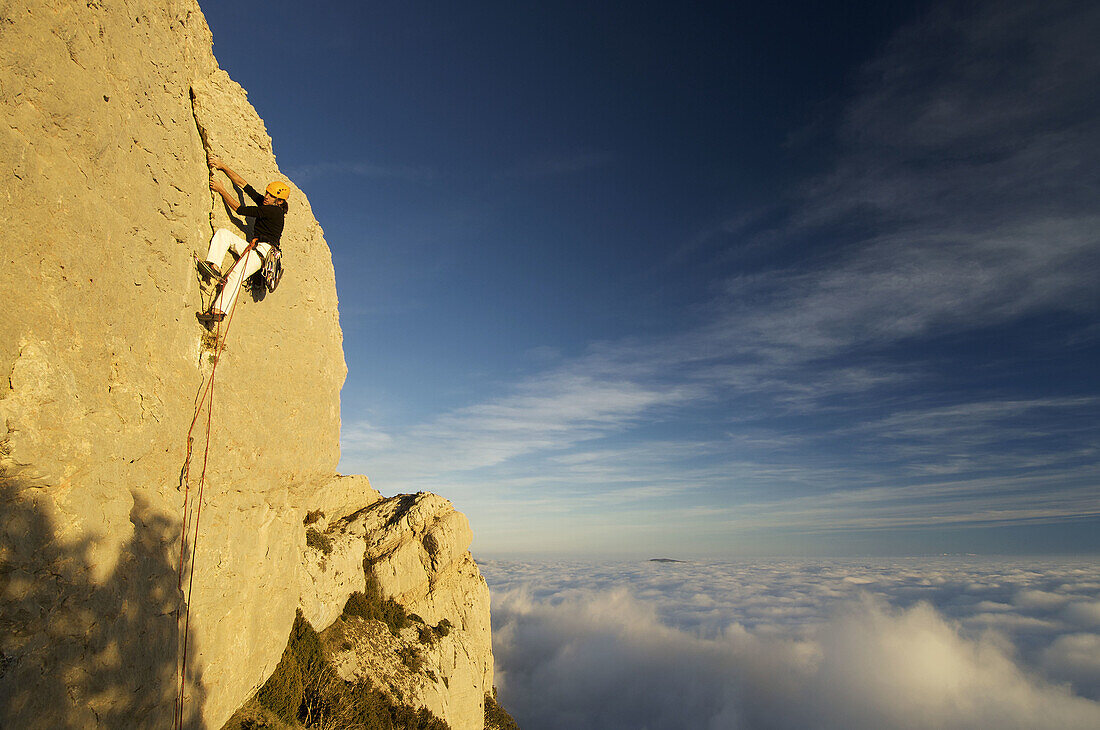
[302,493,493,724]
[0,2,493,729]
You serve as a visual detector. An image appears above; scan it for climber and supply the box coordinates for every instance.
[196,153,289,327]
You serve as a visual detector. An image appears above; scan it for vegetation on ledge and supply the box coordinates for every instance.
[221,610,451,730]
[484,688,520,730]
[343,572,411,636]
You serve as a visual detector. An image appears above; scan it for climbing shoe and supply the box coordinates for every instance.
[196,259,222,280]
[196,310,226,330]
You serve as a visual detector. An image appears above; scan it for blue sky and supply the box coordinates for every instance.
[202,0,1100,557]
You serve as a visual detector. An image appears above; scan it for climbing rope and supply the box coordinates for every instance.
[174,240,259,730]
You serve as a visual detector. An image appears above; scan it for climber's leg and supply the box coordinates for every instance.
[198,228,242,279]
[210,241,270,316]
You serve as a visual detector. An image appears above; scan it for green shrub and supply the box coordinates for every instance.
[484,690,520,730]
[380,596,410,634]
[342,573,411,636]
[305,527,333,555]
[255,650,302,724]
[236,718,279,730]
[239,721,271,730]
[398,645,424,673]
[257,611,326,723]
[343,591,375,621]
[256,610,337,725]
[416,618,452,644]
[248,610,455,730]
[337,680,452,730]
[417,625,434,644]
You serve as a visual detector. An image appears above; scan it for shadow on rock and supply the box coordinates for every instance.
[0,476,205,729]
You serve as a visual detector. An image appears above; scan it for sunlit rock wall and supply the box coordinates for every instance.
[0,2,493,729]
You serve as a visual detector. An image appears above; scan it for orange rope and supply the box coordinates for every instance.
[175,240,258,729]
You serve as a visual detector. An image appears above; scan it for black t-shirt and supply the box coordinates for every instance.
[239,185,286,245]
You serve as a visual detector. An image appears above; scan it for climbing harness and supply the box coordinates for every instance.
[174,239,259,730]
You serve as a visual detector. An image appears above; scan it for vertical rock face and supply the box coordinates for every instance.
[0,3,493,730]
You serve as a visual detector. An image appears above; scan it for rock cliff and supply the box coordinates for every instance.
[301,493,493,724]
[0,2,493,729]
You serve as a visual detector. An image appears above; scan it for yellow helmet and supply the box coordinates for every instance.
[265,181,291,200]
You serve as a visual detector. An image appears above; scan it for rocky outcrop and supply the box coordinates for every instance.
[300,493,493,728]
[0,2,493,729]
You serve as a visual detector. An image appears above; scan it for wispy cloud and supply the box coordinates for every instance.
[761,1,1100,356]
[721,472,1100,532]
[340,420,394,452]
[340,0,1100,551]
[344,370,700,480]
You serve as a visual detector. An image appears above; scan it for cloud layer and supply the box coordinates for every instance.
[483,558,1100,729]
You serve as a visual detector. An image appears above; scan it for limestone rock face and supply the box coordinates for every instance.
[0,3,494,730]
[300,493,494,730]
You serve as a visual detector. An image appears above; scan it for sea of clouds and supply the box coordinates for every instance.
[480,558,1100,729]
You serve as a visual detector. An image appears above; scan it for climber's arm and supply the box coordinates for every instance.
[208,154,249,189]
[209,177,241,213]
